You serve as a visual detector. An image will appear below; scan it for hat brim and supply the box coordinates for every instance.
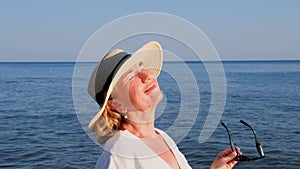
[88,41,163,129]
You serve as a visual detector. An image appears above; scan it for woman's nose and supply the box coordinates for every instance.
[138,71,152,83]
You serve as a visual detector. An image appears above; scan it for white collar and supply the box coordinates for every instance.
[102,128,177,159]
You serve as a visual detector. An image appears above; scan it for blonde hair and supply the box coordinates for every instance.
[90,103,125,144]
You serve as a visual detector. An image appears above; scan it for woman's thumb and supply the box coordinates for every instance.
[223,152,237,162]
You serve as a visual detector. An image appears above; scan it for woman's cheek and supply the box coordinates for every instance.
[128,81,139,98]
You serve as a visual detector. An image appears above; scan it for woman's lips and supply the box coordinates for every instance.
[145,84,157,93]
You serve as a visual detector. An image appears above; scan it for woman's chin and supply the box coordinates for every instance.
[150,89,163,104]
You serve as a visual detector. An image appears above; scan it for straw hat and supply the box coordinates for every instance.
[87,41,163,129]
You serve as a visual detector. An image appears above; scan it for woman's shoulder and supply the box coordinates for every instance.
[102,130,153,158]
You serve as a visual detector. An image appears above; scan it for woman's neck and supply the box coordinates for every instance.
[123,120,157,138]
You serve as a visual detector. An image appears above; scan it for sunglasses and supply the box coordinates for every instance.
[220,120,265,162]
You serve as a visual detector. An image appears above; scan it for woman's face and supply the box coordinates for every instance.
[111,62,163,113]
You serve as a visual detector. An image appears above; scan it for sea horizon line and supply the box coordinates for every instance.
[1,59,300,64]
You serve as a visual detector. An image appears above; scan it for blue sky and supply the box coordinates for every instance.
[1,0,300,61]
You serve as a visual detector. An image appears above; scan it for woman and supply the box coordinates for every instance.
[87,41,241,169]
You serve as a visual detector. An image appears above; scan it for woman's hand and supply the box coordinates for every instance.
[210,147,242,169]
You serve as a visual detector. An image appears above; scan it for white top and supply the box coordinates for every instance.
[95,128,192,169]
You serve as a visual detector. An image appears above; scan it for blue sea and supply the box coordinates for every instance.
[0,61,299,169]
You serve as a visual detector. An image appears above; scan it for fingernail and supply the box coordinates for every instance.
[231,152,237,157]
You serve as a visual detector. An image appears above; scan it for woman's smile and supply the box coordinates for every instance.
[144,84,157,94]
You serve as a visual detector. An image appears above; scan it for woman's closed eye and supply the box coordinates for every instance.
[126,69,147,82]
[125,71,137,82]
[123,62,147,83]
[128,73,136,81]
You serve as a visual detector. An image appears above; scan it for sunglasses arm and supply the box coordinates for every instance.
[240,120,265,157]
[221,121,238,154]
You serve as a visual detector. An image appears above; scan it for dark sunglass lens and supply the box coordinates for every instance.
[235,155,251,162]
